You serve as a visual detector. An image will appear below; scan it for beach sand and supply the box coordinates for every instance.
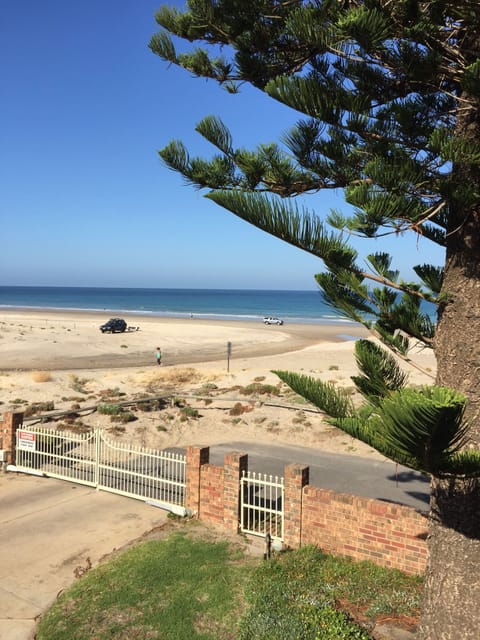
[0,309,437,459]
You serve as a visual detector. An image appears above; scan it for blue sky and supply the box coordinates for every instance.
[1,1,444,291]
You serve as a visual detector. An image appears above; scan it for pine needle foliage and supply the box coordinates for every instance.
[352,339,409,404]
[275,367,480,477]
[372,386,469,474]
[275,337,480,477]
[153,3,480,634]
[273,370,355,420]
[152,0,480,478]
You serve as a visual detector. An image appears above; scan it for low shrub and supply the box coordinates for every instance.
[133,398,166,412]
[69,375,90,394]
[57,421,91,433]
[61,396,87,403]
[107,425,126,434]
[23,401,55,417]
[97,403,122,415]
[229,402,254,416]
[179,406,200,421]
[110,411,137,424]
[98,387,126,399]
[240,383,280,396]
[97,403,137,423]
[292,411,308,424]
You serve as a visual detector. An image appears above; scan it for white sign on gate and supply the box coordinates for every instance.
[18,430,36,451]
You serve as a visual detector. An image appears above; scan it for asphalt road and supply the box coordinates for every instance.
[208,441,430,511]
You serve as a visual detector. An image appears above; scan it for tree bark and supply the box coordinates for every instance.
[417,478,480,639]
[422,254,480,638]
[420,72,480,637]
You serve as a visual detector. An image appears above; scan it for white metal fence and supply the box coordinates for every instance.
[13,426,186,510]
[240,470,284,541]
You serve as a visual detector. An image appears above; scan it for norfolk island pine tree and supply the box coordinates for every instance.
[149,2,480,638]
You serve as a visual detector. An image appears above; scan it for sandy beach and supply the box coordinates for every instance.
[0,309,437,459]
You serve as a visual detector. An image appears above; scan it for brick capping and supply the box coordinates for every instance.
[3,411,428,575]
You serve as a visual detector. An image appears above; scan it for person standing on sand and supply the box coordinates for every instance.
[156,347,162,365]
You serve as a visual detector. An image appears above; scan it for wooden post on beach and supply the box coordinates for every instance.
[227,341,232,372]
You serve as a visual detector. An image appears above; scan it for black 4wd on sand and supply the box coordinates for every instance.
[100,318,127,333]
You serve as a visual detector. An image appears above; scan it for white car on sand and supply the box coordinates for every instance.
[263,316,284,325]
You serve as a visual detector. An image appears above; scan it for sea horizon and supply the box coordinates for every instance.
[0,285,352,325]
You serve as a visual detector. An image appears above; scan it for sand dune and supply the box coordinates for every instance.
[0,309,436,459]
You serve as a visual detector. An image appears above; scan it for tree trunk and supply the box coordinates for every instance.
[419,74,480,638]
[417,478,480,639]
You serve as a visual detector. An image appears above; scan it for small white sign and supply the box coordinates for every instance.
[18,430,36,451]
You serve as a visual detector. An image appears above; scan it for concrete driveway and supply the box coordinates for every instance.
[0,472,168,640]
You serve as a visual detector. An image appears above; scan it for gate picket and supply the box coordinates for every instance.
[240,470,284,541]
[14,425,186,510]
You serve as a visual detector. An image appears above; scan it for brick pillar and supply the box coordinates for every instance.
[223,451,248,532]
[185,445,210,516]
[283,463,309,549]
[1,411,24,466]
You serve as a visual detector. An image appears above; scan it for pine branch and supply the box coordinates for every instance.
[273,370,355,419]
[368,331,436,380]
[352,339,409,403]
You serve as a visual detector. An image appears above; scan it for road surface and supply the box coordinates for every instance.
[209,441,430,511]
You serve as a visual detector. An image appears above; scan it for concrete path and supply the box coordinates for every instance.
[0,472,168,640]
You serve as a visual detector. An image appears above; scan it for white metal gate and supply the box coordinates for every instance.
[240,470,284,541]
[13,426,186,511]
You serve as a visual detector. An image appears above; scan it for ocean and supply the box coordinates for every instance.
[0,286,351,325]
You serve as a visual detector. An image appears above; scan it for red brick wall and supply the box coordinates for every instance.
[186,448,428,575]
[4,418,428,576]
[199,464,224,524]
[182,445,428,575]
[300,485,428,574]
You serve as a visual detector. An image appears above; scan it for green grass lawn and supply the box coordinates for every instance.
[36,521,422,640]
